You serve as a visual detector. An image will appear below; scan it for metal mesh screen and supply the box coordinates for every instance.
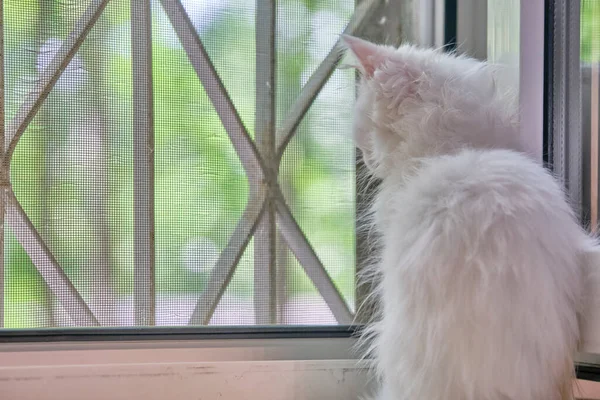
[0,0,388,329]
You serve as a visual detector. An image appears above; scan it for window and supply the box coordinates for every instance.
[546,0,600,391]
[0,0,399,331]
[5,1,600,399]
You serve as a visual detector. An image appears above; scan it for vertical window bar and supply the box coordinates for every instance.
[0,0,4,328]
[444,0,458,51]
[543,0,555,169]
[584,63,600,231]
[131,0,155,326]
[548,0,583,218]
[254,0,278,325]
[592,64,599,231]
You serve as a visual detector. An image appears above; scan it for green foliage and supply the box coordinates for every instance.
[582,0,600,62]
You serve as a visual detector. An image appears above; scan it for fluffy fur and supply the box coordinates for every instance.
[343,35,598,400]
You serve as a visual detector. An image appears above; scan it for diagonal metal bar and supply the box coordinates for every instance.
[5,190,100,326]
[254,0,278,325]
[275,0,380,160]
[274,192,354,324]
[188,189,267,325]
[131,0,156,327]
[3,0,109,167]
[160,0,265,182]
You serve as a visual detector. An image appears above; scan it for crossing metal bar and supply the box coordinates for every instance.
[188,189,267,325]
[275,0,379,160]
[160,0,266,182]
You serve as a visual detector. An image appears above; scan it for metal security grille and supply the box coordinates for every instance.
[0,0,402,328]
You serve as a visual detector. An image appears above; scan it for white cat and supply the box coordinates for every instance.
[343,35,599,400]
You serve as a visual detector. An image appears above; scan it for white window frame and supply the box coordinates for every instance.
[0,335,373,400]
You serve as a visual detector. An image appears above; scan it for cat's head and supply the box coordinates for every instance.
[342,36,521,179]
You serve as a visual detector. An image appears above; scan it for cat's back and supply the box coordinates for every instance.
[379,148,584,247]
[394,148,570,224]
[375,148,589,400]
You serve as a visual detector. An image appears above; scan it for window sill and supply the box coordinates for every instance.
[3,337,600,400]
[0,358,372,400]
[0,336,376,400]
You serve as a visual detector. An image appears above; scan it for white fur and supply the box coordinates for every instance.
[344,37,598,400]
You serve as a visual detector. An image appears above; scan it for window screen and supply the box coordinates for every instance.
[0,0,381,329]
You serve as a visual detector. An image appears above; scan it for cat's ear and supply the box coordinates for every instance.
[341,35,388,77]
